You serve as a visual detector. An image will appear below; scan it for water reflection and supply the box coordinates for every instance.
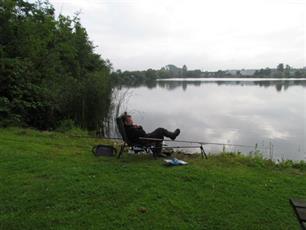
[155,79,306,93]
[118,79,306,93]
[114,79,306,161]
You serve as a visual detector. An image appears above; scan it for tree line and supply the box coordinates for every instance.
[0,0,112,130]
[254,64,305,78]
[111,64,204,86]
[112,63,306,86]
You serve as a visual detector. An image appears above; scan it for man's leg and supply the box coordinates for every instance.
[147,128,180,140]
[146,128,180,156]
[146,128,166,139]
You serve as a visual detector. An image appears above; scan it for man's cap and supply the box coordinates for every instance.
[121,112,131,122]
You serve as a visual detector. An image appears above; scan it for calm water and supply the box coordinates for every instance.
[115,78,306,161]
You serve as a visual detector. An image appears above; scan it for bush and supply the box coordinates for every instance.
[55,119,88,136]
[56,119,76,132]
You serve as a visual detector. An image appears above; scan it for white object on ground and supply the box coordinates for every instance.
[164,158,188,166]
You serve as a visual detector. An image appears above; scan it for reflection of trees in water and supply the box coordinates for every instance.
[115,79,306,92]
[275,84,282,92]
[154,80,306,92]
[113,80,157,89]
[254,80,306,92]
[157,81,201,91]
[146,80,157,89]
[182,81,187,91]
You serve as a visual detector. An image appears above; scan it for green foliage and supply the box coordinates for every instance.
[277,63,284,72]
[210,151,306,171]
[0,0,112,130]
[55,119,76,132]
[111,64,199,86]
[55,120,88,136]
[254,67,272,77]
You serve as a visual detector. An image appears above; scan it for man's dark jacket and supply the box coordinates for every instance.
[125,125,146,143]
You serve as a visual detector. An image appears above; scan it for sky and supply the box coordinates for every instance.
[48,0,305,71]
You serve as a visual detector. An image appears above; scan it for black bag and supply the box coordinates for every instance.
[92,145,117,157]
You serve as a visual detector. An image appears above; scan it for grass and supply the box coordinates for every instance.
[0,128,305,229]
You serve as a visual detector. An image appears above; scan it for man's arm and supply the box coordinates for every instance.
[125,125,146,142]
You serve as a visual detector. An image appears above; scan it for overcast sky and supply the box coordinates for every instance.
[48,0,305,71]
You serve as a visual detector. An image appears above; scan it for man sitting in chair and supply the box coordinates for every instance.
[122,112,180,155]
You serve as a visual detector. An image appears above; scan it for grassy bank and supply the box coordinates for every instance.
[0,128,305,229]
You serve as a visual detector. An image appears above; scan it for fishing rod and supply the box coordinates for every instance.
[164,139,257,149]
[138,137,260,149]
[69,135,265,151]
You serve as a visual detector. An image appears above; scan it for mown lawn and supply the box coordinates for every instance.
[0,128,305,229]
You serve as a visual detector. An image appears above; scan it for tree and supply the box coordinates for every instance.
[277,63,284,72]
[284,64,291,77]
[182,65,187,76]
[0,0,112,130]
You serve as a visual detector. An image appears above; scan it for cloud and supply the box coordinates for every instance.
[49,0,305,70]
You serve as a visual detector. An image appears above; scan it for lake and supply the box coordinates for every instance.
[114,78,306,161]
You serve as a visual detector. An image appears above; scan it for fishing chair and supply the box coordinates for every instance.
[116,116,163,159]
[289,198,306,229]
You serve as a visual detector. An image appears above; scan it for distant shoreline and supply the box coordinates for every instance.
[157,77,306,82]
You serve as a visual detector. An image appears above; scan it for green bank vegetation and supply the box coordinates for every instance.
[0,128,305,229]
[0,0,112,130]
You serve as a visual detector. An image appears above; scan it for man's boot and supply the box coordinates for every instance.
[166,129,180,140]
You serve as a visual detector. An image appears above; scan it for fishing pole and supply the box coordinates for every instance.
[138,137,260,149]
[69,135,265,151]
